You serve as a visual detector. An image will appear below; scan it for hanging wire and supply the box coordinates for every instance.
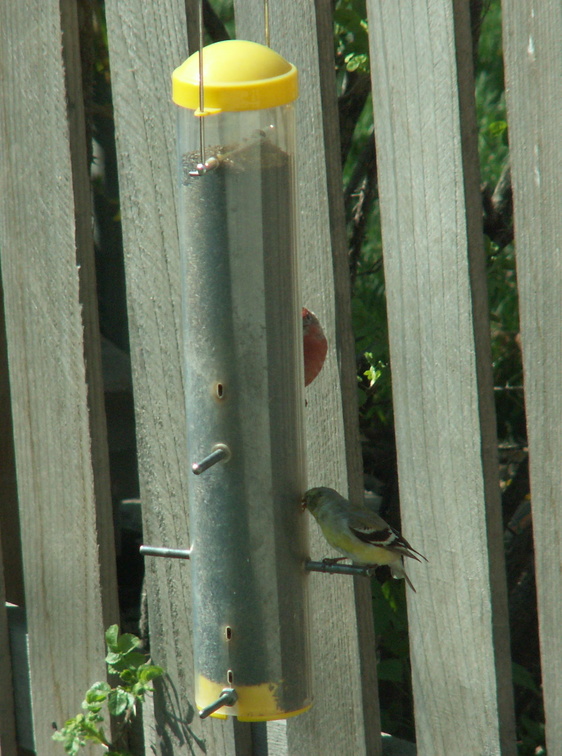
[189,0,218,175]
[191,0,271,174]
[264,0,270,47]
[197,0,206,167]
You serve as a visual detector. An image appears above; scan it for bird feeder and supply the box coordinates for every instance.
[171,40,312,720]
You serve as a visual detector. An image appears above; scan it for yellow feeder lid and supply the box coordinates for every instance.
[172,40,298,114]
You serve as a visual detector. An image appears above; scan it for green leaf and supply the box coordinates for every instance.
[334,7,356,27]
[118,668,136,685]
[138,664,164,684]
[117,632,141,654]
[377,658,405,683]
[52,728,85,756]
[488,119,507,139]
[345,52,369,73]
[372,579,399,636]
[79,718,105,740]
[108,687,135,716]
[519,714,545,747]
[52,711,107,754]
[106,649,146,674]
[125,651,148,670]
[131,681,149,700]
[105,624,120,651]
[83,681,110,707]
[512,662,539,693]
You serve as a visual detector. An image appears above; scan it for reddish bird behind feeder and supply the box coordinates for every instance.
[302,307,328,386]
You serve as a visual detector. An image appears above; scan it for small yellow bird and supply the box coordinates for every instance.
[302,486,427,591]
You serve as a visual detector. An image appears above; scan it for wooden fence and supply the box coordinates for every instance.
[0,0,560,754]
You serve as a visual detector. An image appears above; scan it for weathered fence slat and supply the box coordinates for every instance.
[233,1,380,754]
[0,276,26,613]
[0,538,17,756]
[0,0,118,751]
[103,0,250,752]
[0,253,19,756]
[502,3,562,752]
[368,0,516,753]
[60,0,121,632]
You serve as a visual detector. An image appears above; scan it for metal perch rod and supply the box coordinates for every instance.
[139,546,191,559]
[191,445,230,475]
[139,549,375,577]
[199,688,238,719]
[305,560,376,577]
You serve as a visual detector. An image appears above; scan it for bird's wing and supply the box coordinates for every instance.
[348,509,427,563]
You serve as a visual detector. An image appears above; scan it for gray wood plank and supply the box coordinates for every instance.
[0,272,25,610]
[103,0,245,752]
[0,0,116,751]
[367,0,516,753]
[0,267,19,756]
[0,540,17,756]
[234,1,380,755]
[60,0,120,632]
[502,3,562,752]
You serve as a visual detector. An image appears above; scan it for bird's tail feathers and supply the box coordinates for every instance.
[402,546,427,563]
[396,539,427,564]
[390,560,417,592]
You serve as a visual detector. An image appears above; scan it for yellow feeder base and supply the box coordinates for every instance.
[196,675,313,721]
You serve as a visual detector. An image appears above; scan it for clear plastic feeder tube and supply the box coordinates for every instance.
[173,40,312,721]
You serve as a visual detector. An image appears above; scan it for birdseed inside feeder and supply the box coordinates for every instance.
[172,39,312,721]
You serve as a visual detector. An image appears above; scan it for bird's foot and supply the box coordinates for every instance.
[321,557,346,565]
